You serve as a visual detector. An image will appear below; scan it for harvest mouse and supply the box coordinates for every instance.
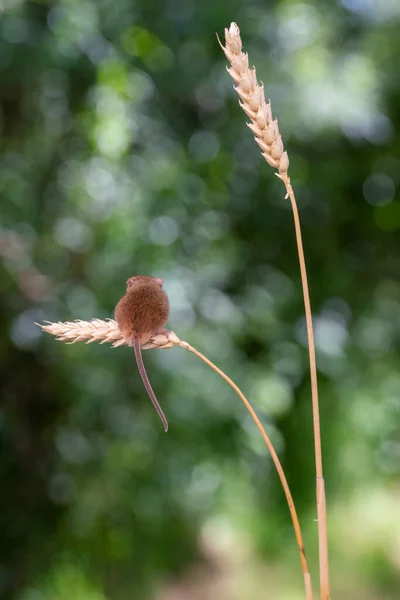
[115,275,169,431]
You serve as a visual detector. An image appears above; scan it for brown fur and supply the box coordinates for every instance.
[115,275,169,345]
[114,275,170,431]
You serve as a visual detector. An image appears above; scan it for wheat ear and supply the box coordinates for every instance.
[36,319,178,349]
[220,21,329,600]
[38,318,312,595]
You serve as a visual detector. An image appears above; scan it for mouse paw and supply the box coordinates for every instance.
[154,327,169,336]
[141,328,181,350]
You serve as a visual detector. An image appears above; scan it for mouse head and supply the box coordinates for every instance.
[126,275,164,291]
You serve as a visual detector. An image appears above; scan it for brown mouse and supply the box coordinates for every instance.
[115,275,169,431]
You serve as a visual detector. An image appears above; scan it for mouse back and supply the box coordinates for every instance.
[115,276,169,344]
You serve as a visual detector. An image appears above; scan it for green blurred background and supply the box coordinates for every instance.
[1,0,400,598]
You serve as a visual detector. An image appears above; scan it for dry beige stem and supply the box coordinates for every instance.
[218,22,289,174]
[38,317,313,598]
[220,22,329,600]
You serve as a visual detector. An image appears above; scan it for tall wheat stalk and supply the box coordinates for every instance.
[219,22,330,600]
[38,319,313,599]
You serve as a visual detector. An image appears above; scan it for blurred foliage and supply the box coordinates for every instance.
[1,0,400,599]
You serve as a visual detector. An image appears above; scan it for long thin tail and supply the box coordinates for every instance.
[132,337,169,432]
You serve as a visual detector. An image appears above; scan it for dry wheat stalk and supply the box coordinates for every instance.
[220,22,329,600]
[38,317,311,596]
[218,22,289,174]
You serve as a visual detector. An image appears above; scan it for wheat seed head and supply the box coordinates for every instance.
[37,319,184,350]
[219,22,289,175]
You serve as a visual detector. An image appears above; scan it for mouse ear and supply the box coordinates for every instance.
[127,276,137,287]
[155,278,164,287]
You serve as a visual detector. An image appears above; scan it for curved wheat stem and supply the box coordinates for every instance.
[180,340,313,600]
[38,318,312,596]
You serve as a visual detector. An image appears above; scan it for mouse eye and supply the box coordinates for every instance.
[155,278,163,287]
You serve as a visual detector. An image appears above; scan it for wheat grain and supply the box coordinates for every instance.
[36,320,180,350]
[219,22,289,174]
